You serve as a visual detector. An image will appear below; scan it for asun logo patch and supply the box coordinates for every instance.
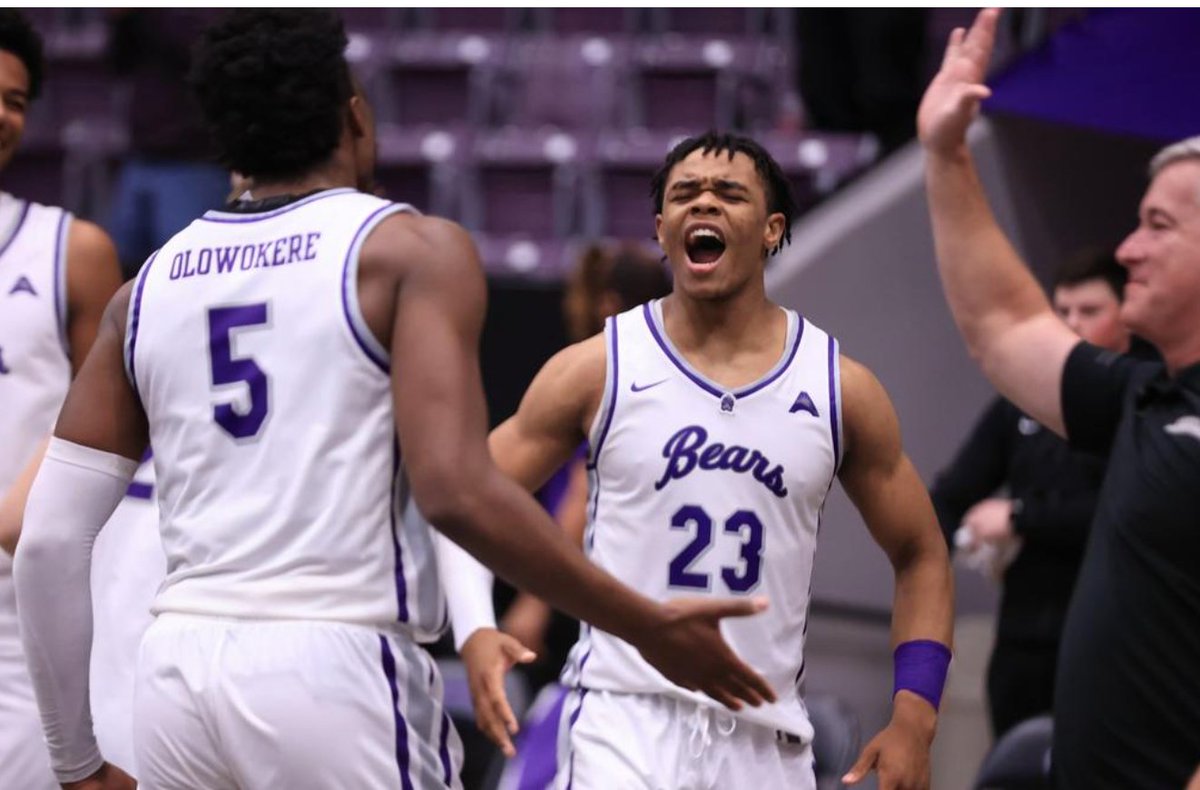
[1164,415,1200,442]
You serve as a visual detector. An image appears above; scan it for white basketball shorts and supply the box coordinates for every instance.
[555,688,815,790]
[133,614,463,789]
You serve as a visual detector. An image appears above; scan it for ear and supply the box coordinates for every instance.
[763,211,786,254]
[655,214,665,250]
[346,94,368,140]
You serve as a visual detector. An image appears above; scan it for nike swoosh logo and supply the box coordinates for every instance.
[630,379,669,393]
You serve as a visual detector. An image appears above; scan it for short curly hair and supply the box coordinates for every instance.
[189,10,354,181]
[0,10,44,102]
[650,131,800,256]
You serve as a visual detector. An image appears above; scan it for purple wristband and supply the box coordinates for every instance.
[893,639,952,710]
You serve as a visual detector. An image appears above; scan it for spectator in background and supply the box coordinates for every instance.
[106,9,228,278]
[930,249,1136,739]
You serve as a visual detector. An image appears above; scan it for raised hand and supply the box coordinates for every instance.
[61,762,137,790]
[460,627,537,757]
[917,8,1001,156]
[635,596,776,711]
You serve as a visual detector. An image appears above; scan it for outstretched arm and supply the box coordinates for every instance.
[371,216,774,711]
[837,357,954,790]
[919,7,1078,436]
[14,283,145,788]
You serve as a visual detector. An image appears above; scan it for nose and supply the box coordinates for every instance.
[1115,229,1142,268]
[1062,309,1083,335]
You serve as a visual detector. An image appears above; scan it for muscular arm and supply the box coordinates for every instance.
[838,357,954,787]
[13,284,147,783]
[918,8,1078,435]
[839,356,954,658]
[0,222,123,553]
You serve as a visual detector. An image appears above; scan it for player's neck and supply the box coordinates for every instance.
[242,159,356,202]
[662,285,781,356]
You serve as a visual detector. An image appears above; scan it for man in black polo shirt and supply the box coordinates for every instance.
[918,9,1200,789]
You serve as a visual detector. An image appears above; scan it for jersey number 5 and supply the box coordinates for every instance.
[208,303,270,439]
[669,505,764,593]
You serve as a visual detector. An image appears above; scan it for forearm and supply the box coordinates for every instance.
[890,543,955,649]
[434,531,497,651]
[925,149,1052,361]
[425,466,659,645]
[14,439,136,782]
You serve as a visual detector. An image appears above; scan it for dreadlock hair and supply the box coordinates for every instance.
[1052,247,1127,301]
[649,131,800,256]
[189,10,354,181]
[0,10,44,102]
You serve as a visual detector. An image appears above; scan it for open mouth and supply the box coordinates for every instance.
[685,226,726,266]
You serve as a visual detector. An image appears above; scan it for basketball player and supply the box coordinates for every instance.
[444,132,955,790]
[12,11,771,789]
[0,10,123,789]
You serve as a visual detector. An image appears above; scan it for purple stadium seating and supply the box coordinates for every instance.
[497,35,631,131]
[469,128,586,237]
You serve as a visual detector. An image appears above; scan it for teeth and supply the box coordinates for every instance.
[688,228,722,243]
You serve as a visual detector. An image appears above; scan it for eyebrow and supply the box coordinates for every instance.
[667,177,750,193]
[1145,206,1175,225]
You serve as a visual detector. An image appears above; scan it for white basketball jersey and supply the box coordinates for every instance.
[125,188,446,639]
[0,192,71,677]
[562,299,843,739]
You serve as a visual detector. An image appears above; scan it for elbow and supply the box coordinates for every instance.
[409,461,489,542]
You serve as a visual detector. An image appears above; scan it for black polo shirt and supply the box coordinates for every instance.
[1054,341,1200,789]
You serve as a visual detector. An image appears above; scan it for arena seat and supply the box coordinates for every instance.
[808,693,862,790]
[973,714,1055,790]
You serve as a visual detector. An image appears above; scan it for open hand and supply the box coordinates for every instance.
[460,628,537,757]
[635,596,776,711]
[917,8,1000,157]
[61,762,136,790]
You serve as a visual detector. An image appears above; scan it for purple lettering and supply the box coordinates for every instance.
[304,232,320,260]
[698,442,726,470]
[287,234,303,264]
[272,238,287,266]
[196,248,212,276]
[215,246,237,273]
[169,252,186,280]
[255,242,272,269]
[654,426,707,491]
[240,245,256,270]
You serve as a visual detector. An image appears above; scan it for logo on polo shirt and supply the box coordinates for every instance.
[1164,415,1200,442]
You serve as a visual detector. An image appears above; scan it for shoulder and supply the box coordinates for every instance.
[65,220,121,304]
[361,212,478,274]
[838,354,901,461]
[517,333,609,436]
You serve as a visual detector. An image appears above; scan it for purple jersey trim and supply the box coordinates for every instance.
[0,199,30,260]
[52,212,70,357]
[341,203,404,374]
[437,711,453,785]
[391,441,410,622]
[125,250,160,397]
[642,301,804,400]
[198,188,358,224]
[586,315,619,470]
[379,636,416,790]
[827,336,842,471]
[564,688,589,790]
[125,480,154,500]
